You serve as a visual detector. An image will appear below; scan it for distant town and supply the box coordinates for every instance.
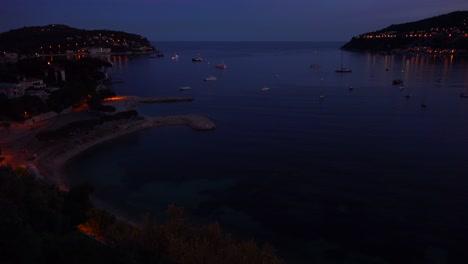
[342,11,468,55]
[0,24,157,59]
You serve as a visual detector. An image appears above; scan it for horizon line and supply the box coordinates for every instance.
[150,40,348,42]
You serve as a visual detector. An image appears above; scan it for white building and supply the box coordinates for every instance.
[26,90,49,102]
[4,52,18,59]
[88,47,111,55]
[0,83,24,98]
[19,77,46,89]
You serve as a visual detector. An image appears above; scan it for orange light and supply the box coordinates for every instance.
[104,96,131,101]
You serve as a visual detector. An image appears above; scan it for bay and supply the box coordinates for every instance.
[65,42,468,263]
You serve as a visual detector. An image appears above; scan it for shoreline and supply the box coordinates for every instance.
[0,95,215,189]
[34,114,215,189]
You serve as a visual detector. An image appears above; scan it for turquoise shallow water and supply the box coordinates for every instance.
[64,42,468,263]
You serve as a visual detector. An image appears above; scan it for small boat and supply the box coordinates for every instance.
[335,68,352,73]
[216,62,227,69]
[319,95,326,100]
[171,54,179,60]
[204,76,216,81]
[192,57,203,62]
[393,79,403,85]
[261,87,270,91]
[179,86,191,91]
[310,64,320,68]
[335,52,352,73]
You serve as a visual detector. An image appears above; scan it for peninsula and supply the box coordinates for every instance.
[0,24,158,57]
[341,11,468,55]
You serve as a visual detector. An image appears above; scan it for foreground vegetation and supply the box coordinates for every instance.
[0,166,284,264]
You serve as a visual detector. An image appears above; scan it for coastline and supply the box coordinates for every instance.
[0,98,215,189]
[38,114,215,189]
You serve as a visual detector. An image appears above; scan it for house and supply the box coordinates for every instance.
[26,90,49,102]
[4,53,18,59]
[88,47,111,55]
[0,83,24,98]
[53,67,66,81]
[19,77,46,89]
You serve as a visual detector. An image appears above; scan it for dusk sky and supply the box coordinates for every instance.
[1,0,466,41]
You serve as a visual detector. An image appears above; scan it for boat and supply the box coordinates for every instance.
[192,57,203,62]
[216,62,227,69]
[171,54,179,60]
[460,93,468,98]
[393,79,403,85]
[261,87,270,91]
[179,86,191,91]
[310,63,320,68]
[336,67,352,73]
[335,52,352,73]
[204,76,216,81]
[149,52,164,58]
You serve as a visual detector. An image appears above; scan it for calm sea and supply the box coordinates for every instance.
[65,42,468,264]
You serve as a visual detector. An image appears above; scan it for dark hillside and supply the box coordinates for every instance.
[0,24,156,55]
[342,11,468,54]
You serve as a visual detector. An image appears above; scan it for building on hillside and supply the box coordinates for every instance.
[88,47,111,55]
[44,66,66,82]
[0,83,24,98]
[26,90,49,102]
[19,77,46,89]
[4,53,18,59]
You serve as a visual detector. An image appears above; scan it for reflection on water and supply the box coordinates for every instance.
[65,42,468,264]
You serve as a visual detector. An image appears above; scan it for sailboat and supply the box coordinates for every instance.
[335,51,352,73]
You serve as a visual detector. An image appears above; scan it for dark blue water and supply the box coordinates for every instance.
[65,42,468,264]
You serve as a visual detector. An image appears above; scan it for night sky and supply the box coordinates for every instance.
[1,0,466,41]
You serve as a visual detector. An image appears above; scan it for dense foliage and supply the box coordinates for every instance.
[0,166,284,264]
[0,166,118,264]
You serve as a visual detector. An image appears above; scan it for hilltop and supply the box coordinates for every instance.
[341,11,468,55]
[0,24,157,55]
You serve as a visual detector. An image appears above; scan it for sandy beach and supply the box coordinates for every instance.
[0,97,215,189]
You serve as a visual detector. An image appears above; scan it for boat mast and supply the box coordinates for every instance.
[340,51,343,69]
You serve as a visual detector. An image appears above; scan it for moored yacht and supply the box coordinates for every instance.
[216,63,227,69]
[204,76,217,81]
